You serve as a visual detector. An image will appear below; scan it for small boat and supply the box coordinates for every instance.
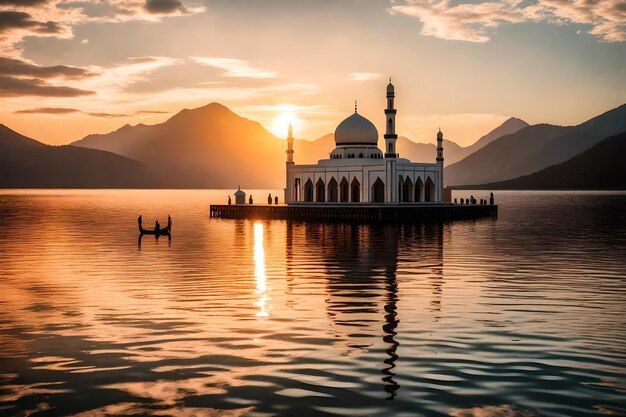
[138,215,171,237]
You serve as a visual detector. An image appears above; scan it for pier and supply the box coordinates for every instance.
[209,203,497,222]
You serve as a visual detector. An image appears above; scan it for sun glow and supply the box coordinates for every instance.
[271,110,300,138]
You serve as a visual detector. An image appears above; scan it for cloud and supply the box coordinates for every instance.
[191,57,279,79]
[15,107,169,117]
[15,107,79,114]
[144,0,187,14]
[390,0,626,42]
[0,57,95,79]
[0,10,64,34]
[348,72,385,81]
[0,0,50,5]
[0,1,205,55]
[0,75,95,97]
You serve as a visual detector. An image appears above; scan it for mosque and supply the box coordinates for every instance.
[284,80,447,205]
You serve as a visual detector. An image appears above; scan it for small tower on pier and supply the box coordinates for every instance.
[285,122,294,202]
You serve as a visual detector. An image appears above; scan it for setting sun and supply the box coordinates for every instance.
[271,110,300,138]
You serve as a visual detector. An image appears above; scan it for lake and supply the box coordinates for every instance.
[0,190,625,417]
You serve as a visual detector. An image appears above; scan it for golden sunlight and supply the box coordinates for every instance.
[253,222,270,317]
[270,110,300,138]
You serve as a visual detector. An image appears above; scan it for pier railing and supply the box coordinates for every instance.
[209,204,497,222]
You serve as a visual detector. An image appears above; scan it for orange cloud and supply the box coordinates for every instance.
[390,0,626,42]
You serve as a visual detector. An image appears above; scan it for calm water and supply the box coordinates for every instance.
[0,190,625,417]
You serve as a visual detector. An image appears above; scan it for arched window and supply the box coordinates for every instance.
[359,153,363,158]
[316,178,325,202]
[350,178,360,202]
[425,176,435,202]
[371,177,385,203]
[328,177,338,202]
[415,178,423,202]
[388,143,393,153]
[304,179,314,202]
[388,118,392,131]
[340,177,349,202]
[403,177,414,202]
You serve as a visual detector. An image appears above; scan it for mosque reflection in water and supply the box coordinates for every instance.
[252,220,446,400]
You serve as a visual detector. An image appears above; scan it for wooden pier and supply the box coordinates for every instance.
[209,203,497,222]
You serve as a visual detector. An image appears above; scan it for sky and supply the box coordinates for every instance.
[0,0,625,146]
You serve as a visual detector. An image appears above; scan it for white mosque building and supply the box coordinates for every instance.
[284,80,447,204]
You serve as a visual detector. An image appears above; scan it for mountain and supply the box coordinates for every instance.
[464,117,529,154]
[445,103,626,186]
[396,117,528,166]
[464,132,626,190]
[73,103,287,188]
[0,124,155,188]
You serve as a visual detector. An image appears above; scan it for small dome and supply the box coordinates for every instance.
[437,129,443,139]
[334,112,378,145]
[234,185,245,196]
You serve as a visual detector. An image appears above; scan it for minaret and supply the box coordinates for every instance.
[384,78,397,158]
[286,121,294,164]
[437,128,444,199]
[285,122,294,203]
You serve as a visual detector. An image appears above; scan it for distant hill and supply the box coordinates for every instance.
[446,103,626,186]
[396,117,528,166]
[73,103,290,188]
[464,117,529,154]
[463,132,626,190]
[0,124,156,188]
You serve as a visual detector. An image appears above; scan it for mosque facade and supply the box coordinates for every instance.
[284,81,446,204]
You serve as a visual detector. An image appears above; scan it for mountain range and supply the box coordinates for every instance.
[0,124,154,188]
[2,102,625,189]
[463,132,626,190]
[445,104,626,186]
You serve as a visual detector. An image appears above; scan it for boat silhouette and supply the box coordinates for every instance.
[138,215,171,237]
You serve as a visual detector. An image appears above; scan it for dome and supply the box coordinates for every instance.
[334,112,378,145]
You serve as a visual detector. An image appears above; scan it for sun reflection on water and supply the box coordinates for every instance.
[254,222,270,317]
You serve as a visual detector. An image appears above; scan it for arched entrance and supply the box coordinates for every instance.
[415,178,423,202]
[425,176,435,202]
[371,177,385,203]
[340,177,349,202]
[350,178,360,202]
[328,177,338,202]
[403,177,414,202]
[398,176,404,202]
[316,178,325,202]
[304,179,313,202]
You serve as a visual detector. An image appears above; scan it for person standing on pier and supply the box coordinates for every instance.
[268,193,272,204]
[249,195,253,204]
[228,196,231,205]
[490,192,494,205]
[274,196,278,205]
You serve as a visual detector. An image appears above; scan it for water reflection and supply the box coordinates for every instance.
[254,222,270,317]
[0,190,625,417]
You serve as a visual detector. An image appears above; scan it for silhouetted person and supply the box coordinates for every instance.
[249,195,253,204]
[228,196,231,205]
[274,196,278,205]
[490,192,494,205]
[268,193,272,204]
[167,215,171,230]
[470,195,475,204]
[155,220,160,234]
